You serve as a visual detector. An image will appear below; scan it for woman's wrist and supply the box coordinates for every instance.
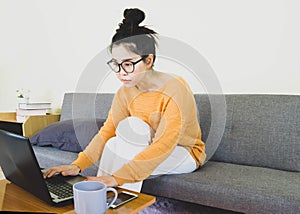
[71,164,81,173]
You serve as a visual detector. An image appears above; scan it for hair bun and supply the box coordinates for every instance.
[122,8,145,26]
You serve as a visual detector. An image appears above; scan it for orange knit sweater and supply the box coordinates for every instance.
[72,76,206,185]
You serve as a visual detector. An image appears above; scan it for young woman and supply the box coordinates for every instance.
[44,8,206,192]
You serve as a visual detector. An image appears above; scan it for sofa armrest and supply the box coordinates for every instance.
[23,114,60,137]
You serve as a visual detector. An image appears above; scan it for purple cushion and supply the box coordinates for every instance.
[30,119,105,152]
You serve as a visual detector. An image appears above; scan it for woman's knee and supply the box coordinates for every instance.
[116,116,153,146]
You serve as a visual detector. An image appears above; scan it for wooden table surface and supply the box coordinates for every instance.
[0,179,155,214]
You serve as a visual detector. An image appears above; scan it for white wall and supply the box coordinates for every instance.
[1,0,299,112]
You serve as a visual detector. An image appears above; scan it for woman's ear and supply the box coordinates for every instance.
[145,54,154,69]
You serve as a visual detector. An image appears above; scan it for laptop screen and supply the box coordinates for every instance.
[0,129,53,204]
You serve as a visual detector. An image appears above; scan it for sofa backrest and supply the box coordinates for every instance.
[60,93,114,121]
[61,93,300,172]
[210,94,300,172]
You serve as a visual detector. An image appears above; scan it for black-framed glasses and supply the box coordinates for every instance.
[107,57,145,73]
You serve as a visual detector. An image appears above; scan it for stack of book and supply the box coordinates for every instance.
[16,102,51,122]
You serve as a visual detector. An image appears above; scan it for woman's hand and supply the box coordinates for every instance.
[43,164,81,179]
[86,175,118,188]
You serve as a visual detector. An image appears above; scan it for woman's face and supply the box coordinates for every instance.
[111,44,151,88]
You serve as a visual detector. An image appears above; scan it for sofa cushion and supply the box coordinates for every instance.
[210,95,300,172]
[30,118,105,152]
[142,161,300,214]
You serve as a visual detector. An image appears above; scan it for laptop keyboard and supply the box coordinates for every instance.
[45,176,73,199]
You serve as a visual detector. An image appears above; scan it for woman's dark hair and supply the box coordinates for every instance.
[110,8,157,64]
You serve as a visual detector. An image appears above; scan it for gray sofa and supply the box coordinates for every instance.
[32,93,300,214]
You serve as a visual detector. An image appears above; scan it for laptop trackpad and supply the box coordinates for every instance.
[64,175,86,185]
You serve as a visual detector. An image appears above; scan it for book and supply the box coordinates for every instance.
[16,108,48,116]
[16,108,48,122]
[18,102,51,110]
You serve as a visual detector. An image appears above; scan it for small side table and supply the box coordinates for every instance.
[0,112,60,137]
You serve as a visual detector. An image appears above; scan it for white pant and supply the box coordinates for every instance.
[97,116,196,192]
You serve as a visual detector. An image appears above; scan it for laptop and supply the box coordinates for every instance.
[0,129,85,206]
